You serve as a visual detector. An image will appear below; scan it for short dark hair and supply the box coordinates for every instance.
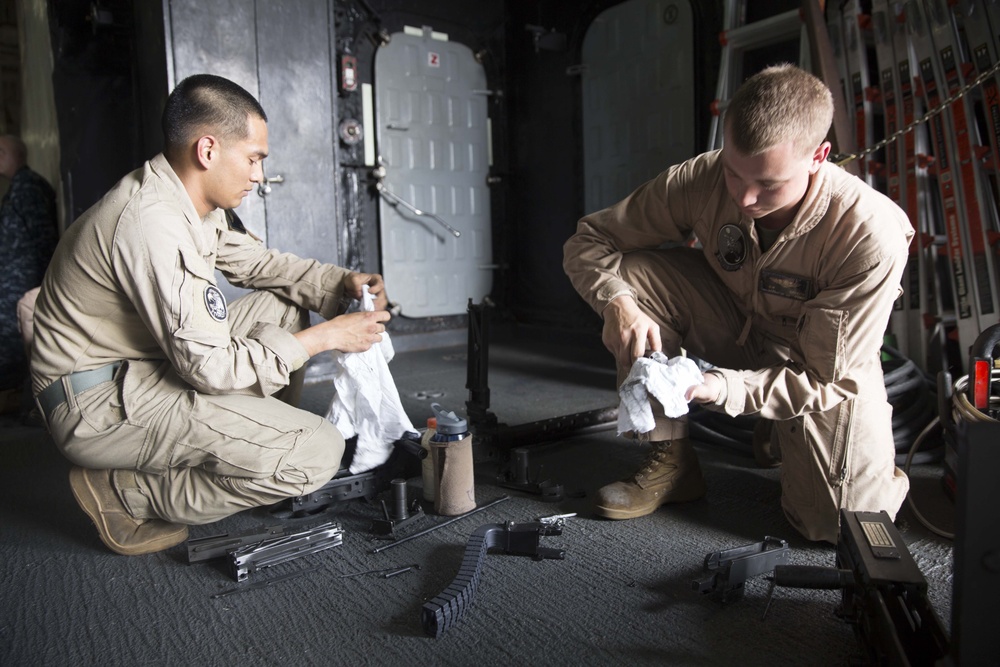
[724,64,833,157]
[161,74,267,156]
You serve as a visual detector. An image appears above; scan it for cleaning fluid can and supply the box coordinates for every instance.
[429,402,476,515]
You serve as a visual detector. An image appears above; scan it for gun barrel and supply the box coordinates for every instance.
[773,564,853,589]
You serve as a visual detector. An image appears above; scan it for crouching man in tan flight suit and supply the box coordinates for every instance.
[562,64,910,543]
[31,74,391,555]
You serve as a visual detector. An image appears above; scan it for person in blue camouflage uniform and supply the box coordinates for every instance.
[0,135,58,396]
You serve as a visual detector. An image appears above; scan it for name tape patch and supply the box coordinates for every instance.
[759,271,814,301]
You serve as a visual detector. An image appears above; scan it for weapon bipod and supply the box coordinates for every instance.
[466,299,617,500]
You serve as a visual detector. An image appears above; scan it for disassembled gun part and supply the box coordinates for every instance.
[422,517,569,638]
[372,495,510,554]
[230,522,344,582]
[211,565,321,599]
[496,447,564,501]
[371,478,425,537]
[692,536,791,603]
[334,563,421,579]
[187,523,304,563]
[772,510,950,665]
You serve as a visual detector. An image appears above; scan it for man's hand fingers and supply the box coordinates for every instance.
[629,337,646,365]
[647,325,662,354]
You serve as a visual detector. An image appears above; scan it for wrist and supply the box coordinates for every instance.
[705,371,727,406]
[601,294,637,318]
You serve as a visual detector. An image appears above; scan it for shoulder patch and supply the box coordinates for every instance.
[203,284,228,321]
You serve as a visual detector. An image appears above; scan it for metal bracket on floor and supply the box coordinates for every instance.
[495,446,564,501]
[466,299,617,480]
[692,536,791,603]
[270,432,424,518]
[187,523,305,564]
[230,521,344,583]
[371,478,425,537]
[421,515,569,638]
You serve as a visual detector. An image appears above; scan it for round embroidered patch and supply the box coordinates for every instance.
[715,223,748,271]
[204,284,228,322]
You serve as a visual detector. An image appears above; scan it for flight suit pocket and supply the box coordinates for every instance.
[53,373,149,470]
[76,374,126,433]
[177,246,230,334]
[798,307,847,382]
[166,393,307,480]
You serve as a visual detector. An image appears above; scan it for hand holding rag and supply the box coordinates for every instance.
[617,352,704,435]
[325,286,415,473]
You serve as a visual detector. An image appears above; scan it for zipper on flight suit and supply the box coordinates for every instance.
[736,220,765,346]
[834,401,853,515]
[754,220,853,503]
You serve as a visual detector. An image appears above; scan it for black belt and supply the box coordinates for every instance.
[36,362,122,420]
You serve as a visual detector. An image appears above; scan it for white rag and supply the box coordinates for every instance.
[617,352,704,435]
[325,286,416,473]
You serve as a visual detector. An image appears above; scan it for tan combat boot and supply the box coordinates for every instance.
[69,467,188,556]
[594,439,706,519]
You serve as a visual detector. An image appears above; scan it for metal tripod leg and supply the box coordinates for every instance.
[465,299,617,500]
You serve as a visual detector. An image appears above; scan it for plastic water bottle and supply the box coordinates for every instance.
[429,402,476,515]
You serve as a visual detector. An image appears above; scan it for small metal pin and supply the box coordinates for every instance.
[383,566,414,578]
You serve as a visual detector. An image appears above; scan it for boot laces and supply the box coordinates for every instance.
[636,441,676,477]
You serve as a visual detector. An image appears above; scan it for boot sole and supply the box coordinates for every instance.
[69,467,187,556]
[594,476,708,520]
[594,490,705,520]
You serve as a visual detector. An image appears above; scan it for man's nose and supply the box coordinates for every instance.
[736,184,758,207]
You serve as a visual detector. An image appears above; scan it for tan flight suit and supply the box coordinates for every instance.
[563,150,910,543]
[31,154,350,525]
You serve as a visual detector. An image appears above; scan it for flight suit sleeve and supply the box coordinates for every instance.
[214,223,351,321]
[111,201,316,397]
[562,154,714,314]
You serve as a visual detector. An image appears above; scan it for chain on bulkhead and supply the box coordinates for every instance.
[830,58,1000,167]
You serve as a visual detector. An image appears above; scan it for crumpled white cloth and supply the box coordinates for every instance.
[617,352,704,435]
[325,286,416,473]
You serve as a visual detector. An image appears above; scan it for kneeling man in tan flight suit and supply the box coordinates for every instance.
[563,64,909,543]
[31,74,390,555]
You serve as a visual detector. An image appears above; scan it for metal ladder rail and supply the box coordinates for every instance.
[708,7,808,151]
[871,0,915,360]
[973,0,1000,299]
[927,0,1000,334]
[908,0,985,359]
[842,0,877,186]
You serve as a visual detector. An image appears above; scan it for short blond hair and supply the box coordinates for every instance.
[724,63,833,156]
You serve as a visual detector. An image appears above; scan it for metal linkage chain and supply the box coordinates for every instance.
[830,58,1000,167]
[421,518,567,638]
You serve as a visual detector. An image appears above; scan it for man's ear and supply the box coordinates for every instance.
[195,135,219,170]
[809,141,832,174]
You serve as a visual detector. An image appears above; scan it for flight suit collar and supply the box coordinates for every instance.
[147,153,226,232]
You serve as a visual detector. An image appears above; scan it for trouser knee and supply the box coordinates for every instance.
[285,418,344,495]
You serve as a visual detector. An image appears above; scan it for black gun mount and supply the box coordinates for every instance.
[773,510,950,665]
[466,299,617,499]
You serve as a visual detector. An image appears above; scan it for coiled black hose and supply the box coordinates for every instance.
[689,345,944,465]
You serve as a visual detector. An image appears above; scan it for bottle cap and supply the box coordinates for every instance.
[430,403,467,435]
